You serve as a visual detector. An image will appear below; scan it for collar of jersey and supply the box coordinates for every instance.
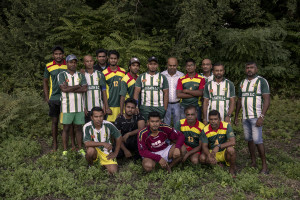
[183,119,199,129]
[108,66,120,73]
[53,60,66,66]
[208,121,224,132]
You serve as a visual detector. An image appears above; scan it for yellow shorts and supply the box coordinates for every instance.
[94,148,118,166]
[106,107,120,122]
[210,149,230,166]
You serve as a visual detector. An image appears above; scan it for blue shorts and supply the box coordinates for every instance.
[242,118,263,144]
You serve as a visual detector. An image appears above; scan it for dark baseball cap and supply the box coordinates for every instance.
[66,54,78,62]
[129,57,140,65]
[148,56,158,63]
[52,45,64,54]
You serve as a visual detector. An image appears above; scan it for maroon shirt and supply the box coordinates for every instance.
[137,123,185,162]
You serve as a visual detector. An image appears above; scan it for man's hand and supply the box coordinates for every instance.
[123,149,132,158]
[208,152,217,165]
[84,108,88,116]
[182,89,189,94]
[256,117,264,127]
[173,148,181,158]
[159,158,169,169]
[106,108,112,115]
[225,116,231,124]
[102,143,112,151]
[203,119,208,126]
[122,133,130,143]
[135,108,139,115]
[182,152,190,162]
[107,152,117,160]
[234,117,239,126]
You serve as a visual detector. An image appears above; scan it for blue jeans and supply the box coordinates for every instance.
[242,118,263,144]
[164,103,181,125]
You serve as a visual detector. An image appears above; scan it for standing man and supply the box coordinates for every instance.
[138,112,185,172]
[43,46,67,151]
[134,56,169,120]
[94,48,109,72]
[175,105,205,164]
[83,55,109,123]
[102,50,126,122]
[201,110,236,176]
[58,54,87,156]
[119,57,140,116]
[234,62,270,174]
[203,63,235,125]
[176,58,206,120]
[200,58,214,83]
[161,57,184,125]
[114,98,145,158]
[83,107,122,174]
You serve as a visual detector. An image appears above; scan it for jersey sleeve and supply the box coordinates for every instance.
[98,71,106,89]
[203,83,209,98]
[135,75,142,88]
[138,130,162,162]
[200,130,208,143]
[229,81,235,97]
[57,72,66,85]
[162,74,169,89]
[226,124,235,139]
[198,77,205,90]
[163,125,185,149]
[44,67,50,79]
[108,123,121,139]
[137,114,145,122]
[83,126,91,143]
[119,79,128,97]
[114,116,122,130]
[79,73,87,86]
[260,78,270,94]
[176,78,183,90]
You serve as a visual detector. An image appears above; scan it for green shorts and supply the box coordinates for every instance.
[60,112,85,125]
[139,105,166,121]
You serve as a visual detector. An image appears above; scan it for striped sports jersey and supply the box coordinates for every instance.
[83,120,121,154]
[44,60,67,100]
[201,122,235,151]
[84,70,106,111]
[238,75,270,119]
[58,71,87,113]
[200,73,214,84]
[175,119,205,148]
[176,73,206,107]
[120,72,138,99]
[135,72,169,107]
[102,66,126,107]
[203,78,235,120]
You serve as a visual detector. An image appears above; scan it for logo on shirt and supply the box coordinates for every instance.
[77,78,81,82]
[253,83,258,88]
[66,79,69,83]
[214,140,219,145]
[241,85,243,89]
[156,79,160,83]
[189,87,193,90]
[209,89,213,93]
[142,79,147,83]
[223,87,228,91]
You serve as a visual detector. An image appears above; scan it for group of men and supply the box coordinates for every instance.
[44,45,270,175]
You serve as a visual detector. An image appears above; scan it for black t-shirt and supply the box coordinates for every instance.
[114,114,145,136]
[93,63,109,72]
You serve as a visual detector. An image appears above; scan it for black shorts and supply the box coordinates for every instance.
[48,100,61,117]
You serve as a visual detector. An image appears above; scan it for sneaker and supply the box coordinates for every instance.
[78,149,86,157]
[62,150,68,156]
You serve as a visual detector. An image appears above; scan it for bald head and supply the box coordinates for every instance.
[167,57,178,75]
[201,58,212,73]
[83,55,94,69]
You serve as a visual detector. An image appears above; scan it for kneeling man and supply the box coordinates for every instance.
[83,107,122,174]
[200,110,236,175]
[138,112,185,172]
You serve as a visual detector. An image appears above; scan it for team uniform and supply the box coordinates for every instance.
[175,119,205,154]
[203,78,235,121]
[44,60,67,117]
[83,70,106,122]
[200,73,214,84]
[58,71,87,125]
[83,120,121,165]
[201,121,235,166]
[238,75,270,144]
[177,73,205,119]
[120,72,138,99]
[135,72,169,120]
[102,66,126,122]
[138,123,185,162]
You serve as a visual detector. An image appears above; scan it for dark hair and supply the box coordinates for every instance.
[185,58,195,65]
[184,105,197,113]
[125,98,137,107]
[96,49,107,57]
[108,50,120,59]
[208,110,221,119]
[148,111,161,120]
[91,107,104,116]
[245,61,257,67]
[213,62,224,70]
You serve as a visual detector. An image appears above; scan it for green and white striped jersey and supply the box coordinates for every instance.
[83,120,121,154]
[135,72,169,107]
[204,78,235,120]
[58,71,87,113]
[200,73,214,84]
[238,75,270,119]
[84,70,106,111]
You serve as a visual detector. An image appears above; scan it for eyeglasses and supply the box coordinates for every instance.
[202,63,211,66]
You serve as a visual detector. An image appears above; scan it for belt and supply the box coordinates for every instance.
[169,101,180,104]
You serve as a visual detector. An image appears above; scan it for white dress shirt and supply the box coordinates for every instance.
[161,70,185,103]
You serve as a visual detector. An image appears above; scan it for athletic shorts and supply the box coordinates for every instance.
[184,143,201,155]
[209,149,230,166]
[60,112,85,125]
[48,100,61,117]
[139,105,166,121]
[152,144,173,163]
[106,107,120,122]
[94,147,117,166]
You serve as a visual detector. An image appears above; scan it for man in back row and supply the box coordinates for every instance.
[94,48,109,72]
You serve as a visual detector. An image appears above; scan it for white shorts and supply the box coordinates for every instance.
[152,144,173,163]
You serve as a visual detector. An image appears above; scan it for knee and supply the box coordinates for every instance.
[226,147,235,156]
[143,161,155,172]
[86,147,96,158]
[107,166,118,174]
[191,156,199,165]
[199,154,206,164]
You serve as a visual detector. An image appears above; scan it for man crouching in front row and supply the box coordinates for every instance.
[138,111,185,173]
